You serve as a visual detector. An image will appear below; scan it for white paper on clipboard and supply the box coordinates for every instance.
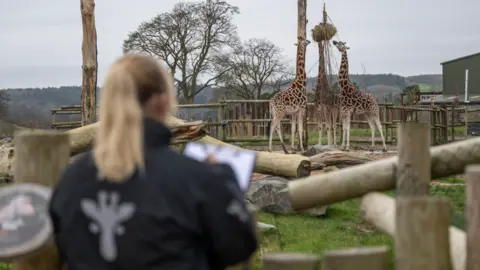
[183,142,256,191]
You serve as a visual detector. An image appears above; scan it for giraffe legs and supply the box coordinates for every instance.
[326,123,332,146]
[297,110,305,152]
[268,119,277,152]
[331,108,339,147]
[318,122,324,145]
[276,123,289,154]
[367,118,376,152]
[374,117,388,152]
[291,114,297,150]
[346,116,351,151]
[269,117,288,154]
[341,111,351,151]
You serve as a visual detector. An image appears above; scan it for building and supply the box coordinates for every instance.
[419,52,480,105]
[442,52,480,100]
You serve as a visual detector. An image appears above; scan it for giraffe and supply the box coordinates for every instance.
[268,36,311,153]
[332,40,387,152]
[314,40,340,146]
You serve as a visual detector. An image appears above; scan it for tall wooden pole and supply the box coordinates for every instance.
[298,0,309,150]
[80,0,98,125]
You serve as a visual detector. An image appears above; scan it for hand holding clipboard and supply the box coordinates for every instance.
[183,142,256,191]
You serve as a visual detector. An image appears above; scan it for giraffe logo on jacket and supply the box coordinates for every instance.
[80,190,136,261]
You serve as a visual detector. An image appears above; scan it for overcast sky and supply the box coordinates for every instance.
[0,0,478,89]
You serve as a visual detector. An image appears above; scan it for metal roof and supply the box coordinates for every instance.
[441,52,480,65]
[419,94,480,104]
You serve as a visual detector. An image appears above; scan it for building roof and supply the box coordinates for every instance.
[441,52,480,65]
[419,94,480,104]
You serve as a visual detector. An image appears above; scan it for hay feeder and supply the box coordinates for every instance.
[311,22,337,42]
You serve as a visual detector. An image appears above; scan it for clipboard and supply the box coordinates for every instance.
[183,142,256,192]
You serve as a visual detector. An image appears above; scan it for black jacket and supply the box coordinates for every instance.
[49,117,258,270]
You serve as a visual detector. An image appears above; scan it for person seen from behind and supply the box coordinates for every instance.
[48,54,258,270]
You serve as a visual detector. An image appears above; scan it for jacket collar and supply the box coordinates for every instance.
[143,117,172,147]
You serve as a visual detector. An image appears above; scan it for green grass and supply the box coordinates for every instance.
[252,177,465,269]
[0,179,464,270]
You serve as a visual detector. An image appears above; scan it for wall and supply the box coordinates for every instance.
[442,53,480,96]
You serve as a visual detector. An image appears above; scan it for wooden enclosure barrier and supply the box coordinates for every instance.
[259,123,474,269]
[18,113,480,268]
[288,134,480,210]
[50,100,472,146]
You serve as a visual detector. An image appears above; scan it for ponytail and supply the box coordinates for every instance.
[93,64,144,182]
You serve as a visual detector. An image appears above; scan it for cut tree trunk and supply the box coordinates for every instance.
[80,0,97,126]
[68,118,206,155]
[309,151,374,170]
[167,116,311,178]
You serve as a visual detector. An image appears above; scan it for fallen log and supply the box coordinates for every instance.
[68,118,206,155]
[0,118,207,180]
[360,192,465,270]
[309,151,374,169]
[288,137,480,210]
[70,115,311,178]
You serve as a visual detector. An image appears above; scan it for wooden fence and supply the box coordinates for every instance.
[51,100,480,145]
[22,121,480,269]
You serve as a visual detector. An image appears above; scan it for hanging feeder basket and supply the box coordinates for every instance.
[311,22,337,42]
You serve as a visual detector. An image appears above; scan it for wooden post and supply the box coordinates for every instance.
[298,0,308,150]
[80,0,98,126]
[465,107,469,139]
[11,130,71,270]
[382,104,388,141]
[396,123,430,196]
[217,99,226,141]
[466,165,480,270]
[451,105,455,141]
[263,252,319,270]
[395,197,451,270]
[322,246,389,270]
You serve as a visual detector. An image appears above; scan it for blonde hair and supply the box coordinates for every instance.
[93,54,177,182]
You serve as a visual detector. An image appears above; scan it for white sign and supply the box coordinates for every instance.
[183,142,256,191]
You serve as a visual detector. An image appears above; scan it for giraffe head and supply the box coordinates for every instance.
[294,36,311,50]
[332,40,350,53]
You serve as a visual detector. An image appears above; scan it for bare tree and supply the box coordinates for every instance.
[123,0,240,103]
[0,91,9,118]
[214,38,292,100]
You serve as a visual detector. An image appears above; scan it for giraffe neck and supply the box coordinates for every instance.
[295,42,307,89]
[339,51,350,83]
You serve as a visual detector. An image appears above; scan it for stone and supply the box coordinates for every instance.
[246,176,327,216]
[302,144,338,157]
[256,222,277,232]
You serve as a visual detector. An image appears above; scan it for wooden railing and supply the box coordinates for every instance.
[51,100,480,145]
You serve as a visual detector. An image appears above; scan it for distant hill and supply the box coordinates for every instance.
[0,73,442,128]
